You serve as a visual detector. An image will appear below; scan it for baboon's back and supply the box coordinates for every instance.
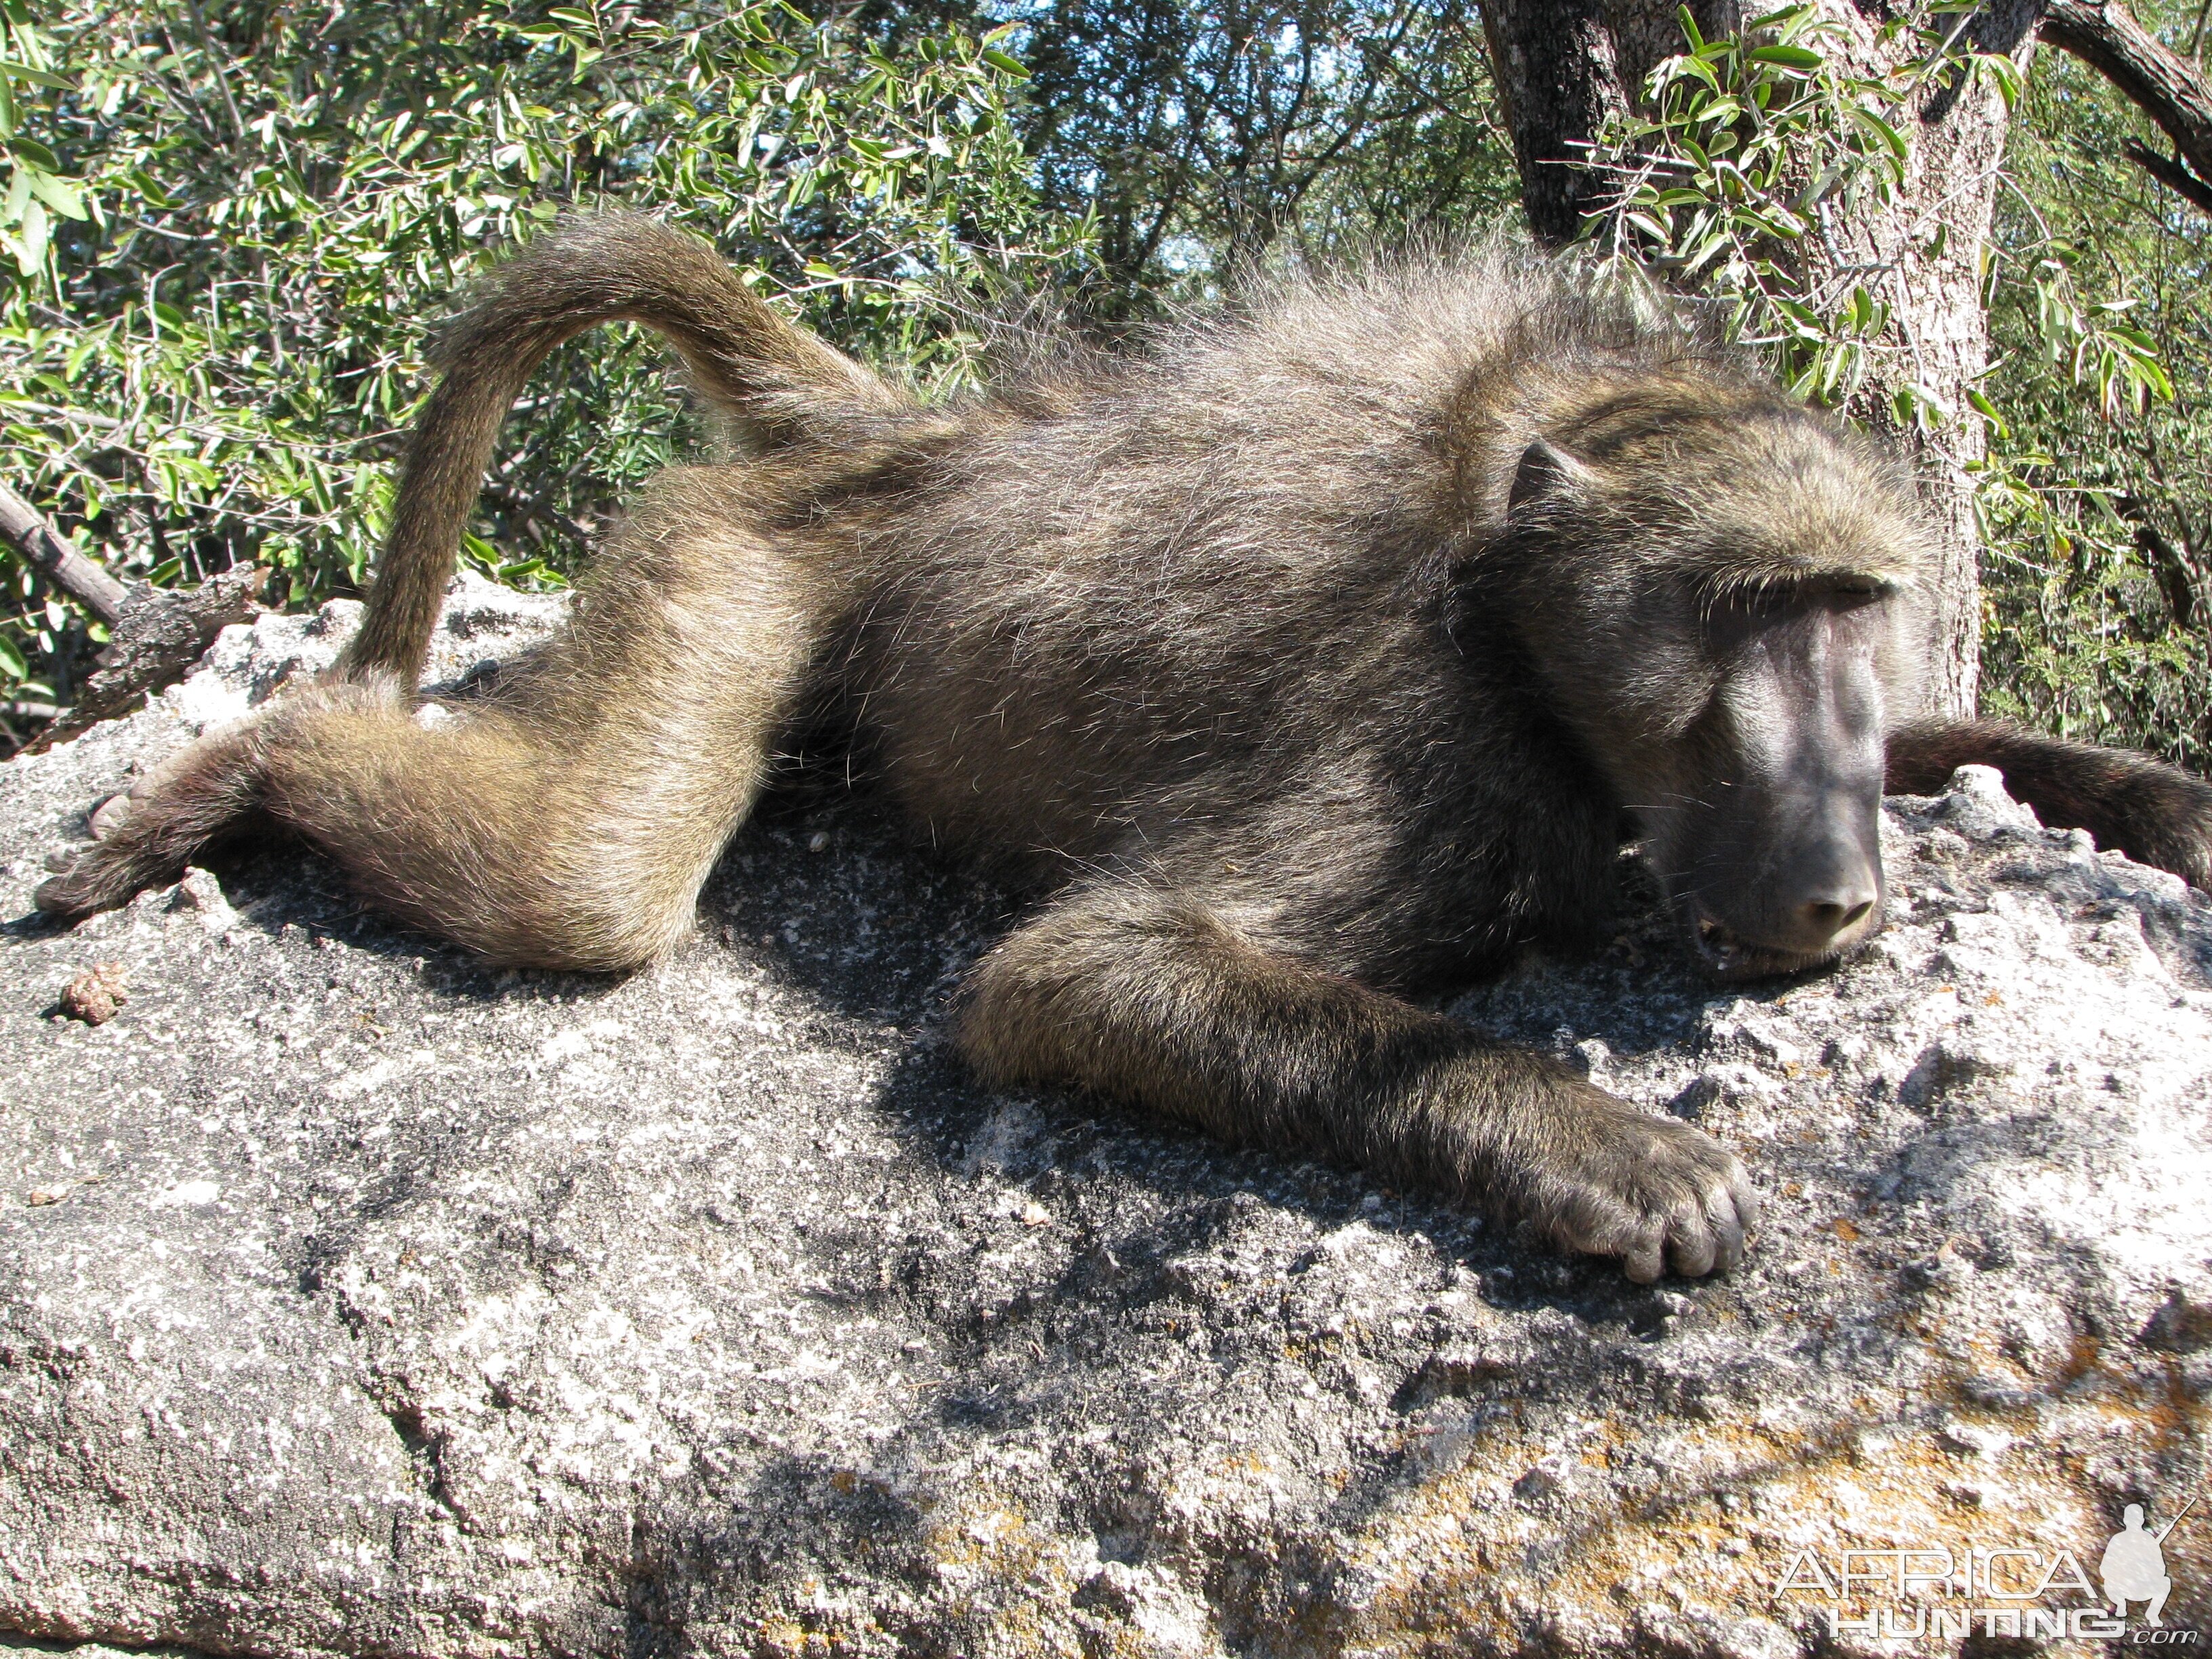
[821,253,1749,880]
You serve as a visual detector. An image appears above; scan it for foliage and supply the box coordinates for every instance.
[1581,1,2207,766]
[1583,3,2169,428]
[1975,27,2212,769]
[0,0,1090,737]
[998,0,1519,312]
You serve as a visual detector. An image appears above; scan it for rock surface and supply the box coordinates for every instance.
[1,577,2209,1657]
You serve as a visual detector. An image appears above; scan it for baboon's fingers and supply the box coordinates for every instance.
[88,790,134,840]
[37,838,176,918]
[1624,1227,1667,1286]
[1668,1205,1719,1280]
[1706,1183,1748,1275]
[1536,1101,1755,1282]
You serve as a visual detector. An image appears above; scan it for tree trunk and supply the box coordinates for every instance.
[1481,0,2044,720]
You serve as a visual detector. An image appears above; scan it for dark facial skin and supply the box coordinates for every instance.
[1496,430,1911,985]
[1644,582,1896,978]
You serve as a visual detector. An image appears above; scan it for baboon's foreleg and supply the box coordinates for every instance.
[959,880,1757,1280]
[1887,718,2212,888]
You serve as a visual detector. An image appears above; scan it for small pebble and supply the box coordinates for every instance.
[58,962,128,1025]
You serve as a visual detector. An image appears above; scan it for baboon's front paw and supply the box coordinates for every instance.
[1537,1102,1758,1283]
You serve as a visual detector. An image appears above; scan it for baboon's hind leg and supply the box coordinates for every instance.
[43,527,825,971]
[37,714,283,916]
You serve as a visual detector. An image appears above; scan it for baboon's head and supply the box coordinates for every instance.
[1496,382,1928,979]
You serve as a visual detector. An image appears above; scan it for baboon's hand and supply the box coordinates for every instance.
[1527,1091,1758,1282]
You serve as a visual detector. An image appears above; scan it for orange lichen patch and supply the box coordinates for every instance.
[740,1577,895,1658]
[2061,1333,2102,1382]
[1300,1363,2209,1657]
[1831,1218,1861,1243]
[751,1617,813,1656]
[908,1493,1094,1656]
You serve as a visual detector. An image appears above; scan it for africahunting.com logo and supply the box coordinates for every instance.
[1771,1485,2204,1644]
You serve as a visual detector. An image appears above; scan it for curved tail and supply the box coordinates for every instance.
[338,215,912,689]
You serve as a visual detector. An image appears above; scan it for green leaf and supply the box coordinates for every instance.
[0,60,73,91]
[27,168,85,220]
[1675,54,1722,93]
[980,49,1029,79]
[1745,5,1809,33]
[1975,51,2022,112]
[9,194,46,270]
[1860,111,1908,161]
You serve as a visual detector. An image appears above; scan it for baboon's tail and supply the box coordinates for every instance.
[1887,717,2212,888]
[338,215,913,689]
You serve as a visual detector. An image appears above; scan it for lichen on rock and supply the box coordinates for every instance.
[1,580,2207,1656]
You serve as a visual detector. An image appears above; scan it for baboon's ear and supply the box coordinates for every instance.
[1508,438,1593,513]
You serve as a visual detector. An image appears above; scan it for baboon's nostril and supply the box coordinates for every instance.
[1799,895,1875,941]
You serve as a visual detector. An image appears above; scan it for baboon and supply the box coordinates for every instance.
[37,218,2212,1282]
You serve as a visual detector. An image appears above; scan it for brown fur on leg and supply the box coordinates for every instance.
[35,678,424,922]
[1887,718,2212,888]
[959,880,1758,1282]
[269,501,831,970]
[42,480,835,968]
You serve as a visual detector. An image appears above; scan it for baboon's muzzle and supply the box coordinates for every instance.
[1663,789,1887,981]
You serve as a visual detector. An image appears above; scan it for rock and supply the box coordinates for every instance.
[2,581,2209,1655]
[54,959,126,1025]
[168,866,237,936]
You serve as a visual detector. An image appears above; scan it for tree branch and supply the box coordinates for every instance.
[2125,136,2212,211]
[2041,0,2212,214]
[2118,493,2200,629]
[0,481,131,625]
[34,562,268,749]
[0,477,270,747]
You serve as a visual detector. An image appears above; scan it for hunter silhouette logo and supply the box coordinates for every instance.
[2106,1490,2201,1629]
[1771,1479,2205,1643]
